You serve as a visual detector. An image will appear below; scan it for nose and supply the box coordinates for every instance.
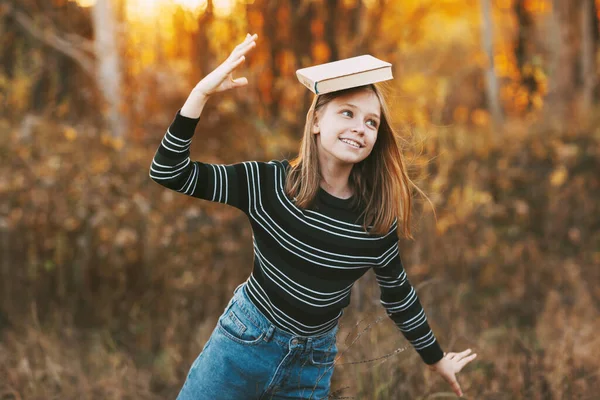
[351,122,366,134]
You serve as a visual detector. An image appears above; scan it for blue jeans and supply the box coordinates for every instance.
[176,282,339,400]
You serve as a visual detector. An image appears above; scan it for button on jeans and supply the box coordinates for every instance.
[176,282,339,400]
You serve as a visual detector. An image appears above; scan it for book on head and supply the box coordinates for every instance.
[296,55,393,95]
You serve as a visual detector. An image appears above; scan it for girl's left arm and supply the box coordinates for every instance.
[375,236,477,396]
[375,242,478,397]
[373,246,444,366]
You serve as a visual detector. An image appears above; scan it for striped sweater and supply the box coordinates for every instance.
[150,110,444,365]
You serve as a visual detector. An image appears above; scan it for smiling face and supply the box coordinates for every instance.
[312,89,381,167]
[287,84,414,237]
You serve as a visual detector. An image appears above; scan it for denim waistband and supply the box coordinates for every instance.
[230,281,339,350]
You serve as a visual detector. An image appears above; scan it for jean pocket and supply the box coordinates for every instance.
[310,341,337,366]
[217,302,265,345]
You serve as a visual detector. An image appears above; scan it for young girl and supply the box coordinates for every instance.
[150,34,476,399]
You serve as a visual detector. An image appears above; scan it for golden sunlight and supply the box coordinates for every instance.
[173,0,206,10]
[74,0,235,17]
[212,0,236,17]
[125,0,163,20]
[74,0,96,6]
[172,0,210,17]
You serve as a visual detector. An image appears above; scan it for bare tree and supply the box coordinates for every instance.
[264,0,282,119]
[3,0,126,138]
[544,0,580,127]
[4,3,96,76]
[480,0,504,128]
[580,0,597,117]
[92,0,125,138]
[290,0,316,123]
[190,0,214,84]
[324,0,339,61]
[513,0,539,113]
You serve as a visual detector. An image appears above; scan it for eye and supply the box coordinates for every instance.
[367,119,379,128]
[341,110,353,118]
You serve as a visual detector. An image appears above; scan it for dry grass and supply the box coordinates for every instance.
[1,116,599,399]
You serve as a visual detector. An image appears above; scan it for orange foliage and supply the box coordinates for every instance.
[2,0,600,398]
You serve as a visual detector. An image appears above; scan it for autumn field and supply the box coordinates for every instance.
[1,0,600,399]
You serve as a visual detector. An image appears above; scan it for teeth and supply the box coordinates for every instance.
[341,139,361,148]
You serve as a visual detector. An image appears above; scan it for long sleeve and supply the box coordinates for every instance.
[374,243,444,365]
[149,110,264,214]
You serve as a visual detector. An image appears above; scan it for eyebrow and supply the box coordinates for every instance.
[338,103,381,120]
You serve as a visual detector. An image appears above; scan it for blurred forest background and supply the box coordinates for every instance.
[1,0,599,398]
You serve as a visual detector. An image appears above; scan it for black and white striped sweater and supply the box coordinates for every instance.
[150,110,444,365]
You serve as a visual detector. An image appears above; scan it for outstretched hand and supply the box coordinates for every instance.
[194,33,258,96]
[428,349,477,397]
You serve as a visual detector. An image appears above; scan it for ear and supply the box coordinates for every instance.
[312,116,320,134]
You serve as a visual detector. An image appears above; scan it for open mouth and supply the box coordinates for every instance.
[339,138,363,148]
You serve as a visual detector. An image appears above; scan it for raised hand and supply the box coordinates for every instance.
[194,33,258,96]
[428,348,477,397]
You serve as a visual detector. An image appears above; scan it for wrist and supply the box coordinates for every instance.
[428,352,446,370]
[190,86,211,99]
[180,90,209,119]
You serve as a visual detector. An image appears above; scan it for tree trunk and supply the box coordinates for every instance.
[544,0,579,127]
[0,11,17,78]
[291,0,315,118]
[265,0,282,119]
[324,0,339,61]
[1,222,10,313]
[348,0,368,56]
[92,0,125,139]
[513,0,532,71]
[513,0,538,112]
[580,0,597,117]
[191,0,213,84]
[480,0,504,128]
[291,0,314,69]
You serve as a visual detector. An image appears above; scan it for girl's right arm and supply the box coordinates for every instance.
[149,34,261,212]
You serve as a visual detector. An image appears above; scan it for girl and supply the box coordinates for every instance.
[150,34,477,399]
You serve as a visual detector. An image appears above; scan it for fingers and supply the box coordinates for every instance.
[447,349,473,360]
[243,33,258,44]
[231,76,248,87]
[195,33,256,95]
[232,39,255,59]
[440,349,476,397]
[222,33,257,76]
[456,352,477,372]
[449,376,463,397]
[440,371,463,398]
[232,55,246,68]
[458,349,473,356]
[230,33,258,61]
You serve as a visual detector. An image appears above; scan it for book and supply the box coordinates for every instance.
[296,55,393,95]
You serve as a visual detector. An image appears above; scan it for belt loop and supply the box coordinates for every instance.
[263,325,275,343]
[234,282,244,294]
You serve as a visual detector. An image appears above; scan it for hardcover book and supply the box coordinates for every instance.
[296,55,393,95]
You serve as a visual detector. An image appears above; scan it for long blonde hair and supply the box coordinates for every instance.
[285,84,419,238]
